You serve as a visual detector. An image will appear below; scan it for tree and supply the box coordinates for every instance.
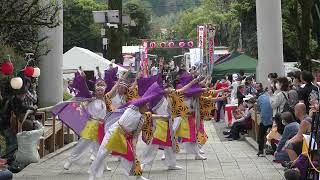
[123,0,151,45]
[298,0,314,70]
[107,0,123,64]
[0,0,60,60]
[63,0,106,53]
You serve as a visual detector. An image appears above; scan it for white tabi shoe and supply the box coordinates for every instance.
[168,165,183,170]
[195,154,207,160]
[90,154,95,161]
[105,165,112,171]
[199,149,205,154]
[136,176,149,180]
[63,160,72,170]
[161,154,166,160]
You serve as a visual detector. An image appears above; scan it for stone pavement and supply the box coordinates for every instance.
[14,121,285,180]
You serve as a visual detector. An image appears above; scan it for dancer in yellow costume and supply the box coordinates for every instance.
[89,82,165,180]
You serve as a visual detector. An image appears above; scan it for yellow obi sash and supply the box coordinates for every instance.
[153,119,169,142]
[175,116,190,139]
[80,119,99,141]
[105,127,128,155]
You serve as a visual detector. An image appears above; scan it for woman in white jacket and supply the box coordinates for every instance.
[269,77,290,117]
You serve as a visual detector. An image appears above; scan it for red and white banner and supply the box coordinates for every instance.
[142,40,149,77]
[198,25,205,49]
[208,28,215,64]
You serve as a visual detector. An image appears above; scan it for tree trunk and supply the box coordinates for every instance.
[107,0,123,64]
[299,0,313,71]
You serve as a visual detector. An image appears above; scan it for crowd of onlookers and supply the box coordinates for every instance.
[214,70,320,180]
[0,75,43,180]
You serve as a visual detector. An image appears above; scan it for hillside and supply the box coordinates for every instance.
[99,0,200,16]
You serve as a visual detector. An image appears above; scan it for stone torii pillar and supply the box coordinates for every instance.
[38,0,63,107]
[256,0,284,85]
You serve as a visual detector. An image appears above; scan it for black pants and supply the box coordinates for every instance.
[258,123,272,152]
[230,122,246,140]
[216,101,225,122]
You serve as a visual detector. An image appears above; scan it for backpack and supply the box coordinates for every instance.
[281,92,294,114]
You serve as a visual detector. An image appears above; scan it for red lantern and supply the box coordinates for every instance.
[188,41,194,48]
[0,61,14,75]
[168,42,174,48]
[24,66,34,77]
[179,41,185,48]
[160,42,166,48]
[150,42,156,48]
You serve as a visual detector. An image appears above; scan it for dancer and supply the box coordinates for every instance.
[166,73,227,160]
[89,82,165,180]
[62,79,108,170]
[139,77,199,171]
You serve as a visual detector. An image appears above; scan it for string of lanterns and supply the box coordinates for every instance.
[0,55,41,90]
[148,40,194,49]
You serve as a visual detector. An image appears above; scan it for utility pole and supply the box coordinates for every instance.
[107,0,123,64]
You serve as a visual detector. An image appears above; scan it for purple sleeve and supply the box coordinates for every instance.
[72,73,92,98]
[104,67,118,93]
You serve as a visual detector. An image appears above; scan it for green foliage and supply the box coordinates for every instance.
[63,0,106,52]
[123,0,152,44]
[0,0,60,61]
[0,42,25,75]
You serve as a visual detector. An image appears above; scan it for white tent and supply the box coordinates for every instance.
[63,47,127,79]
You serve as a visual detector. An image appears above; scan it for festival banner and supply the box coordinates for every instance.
[208,27,215,65]
[198,25,205,49]
[197,25,206,64]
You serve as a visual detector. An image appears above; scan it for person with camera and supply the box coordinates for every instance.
[0,159,13,180]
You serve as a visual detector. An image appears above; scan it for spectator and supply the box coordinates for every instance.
[0,159,12,180]
[268,73,279,94]
[15,111,44,168]
[257,90,273,156]
[244,77,257,95]
[237,85,245,105]
[265,113,285,155]
[215,76,230,122]
[285,103,312,162]
[287,81,299,114]
[239,70,245,81]
[284,169,300,180]
[224,98,255,140]
[292,71,302,91]
[268,73,278,83]
[231,74,240,99]
[314,69,320,83]
[227,74,233,84]
[255,83,264,97]
[269,77,290,117]
[274,112,299,163]
[298,71,319,112]
[22,77,37,109]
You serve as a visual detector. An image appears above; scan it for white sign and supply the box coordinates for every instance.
[190,48,202,67]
